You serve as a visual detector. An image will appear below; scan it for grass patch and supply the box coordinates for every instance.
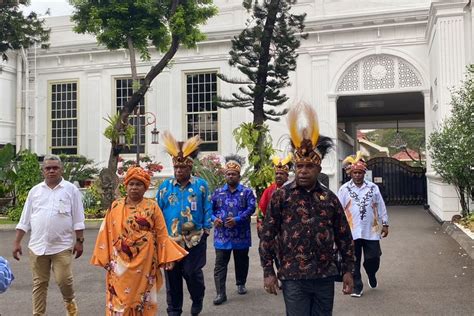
[0,218,17,225]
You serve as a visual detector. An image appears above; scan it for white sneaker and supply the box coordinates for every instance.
[350,290,363,297]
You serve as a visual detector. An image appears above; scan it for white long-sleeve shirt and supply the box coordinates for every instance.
[337,180,388,241]
[16,179,85,255]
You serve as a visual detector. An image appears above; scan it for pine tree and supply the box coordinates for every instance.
[216,0,306,199]
[217,0,306,124]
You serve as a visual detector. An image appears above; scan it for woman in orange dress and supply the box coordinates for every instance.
[91,166,187,315]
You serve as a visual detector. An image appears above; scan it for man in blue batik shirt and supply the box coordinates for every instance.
[211,156,256,305]
[157,131,212,316]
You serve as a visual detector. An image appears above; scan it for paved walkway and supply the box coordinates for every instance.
[0,206,472,315]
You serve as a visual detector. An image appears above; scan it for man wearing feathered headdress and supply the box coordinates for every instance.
[156,131,212,316]
[338,151,389,298]
[259,102,355,316]
[257,153,293,233]
[210,155,256,305]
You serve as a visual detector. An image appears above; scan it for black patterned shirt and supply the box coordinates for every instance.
[259,181,354,280]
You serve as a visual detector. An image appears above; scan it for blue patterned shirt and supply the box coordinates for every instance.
[211,183,256,250]
[0,256,14,294]
[157,176,212,237]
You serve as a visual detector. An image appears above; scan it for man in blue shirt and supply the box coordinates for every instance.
[211,156,256,305]
[0,256,14,294]
[157,131,212,316]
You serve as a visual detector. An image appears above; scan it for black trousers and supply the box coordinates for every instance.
[281,277,336,316]
[165,235,207,316]
[214,248,249,295]
[353,239,382,292]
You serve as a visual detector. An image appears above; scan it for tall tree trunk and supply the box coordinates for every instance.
[101,0,182,209]
[458,186,468,217]
[251,0,280,202]
[253,0,280,126]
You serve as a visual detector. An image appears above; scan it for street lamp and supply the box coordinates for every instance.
[390,120,407,149]
[135,110,159,165]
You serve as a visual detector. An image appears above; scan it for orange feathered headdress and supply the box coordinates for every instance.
[124,166,151,189]
[342,151,367,173]
[271,153,293,174]
[287,102,333,165]
[161,131,202,167]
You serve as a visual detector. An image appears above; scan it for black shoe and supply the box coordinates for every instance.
[191,300,203,315]
[237,285,247,295]
[213,294,227,305]
[368,274,378,289]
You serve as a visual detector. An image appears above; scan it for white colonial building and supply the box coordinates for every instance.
[0,0,472,221]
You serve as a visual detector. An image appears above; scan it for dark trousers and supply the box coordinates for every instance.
[281,277,336,316]
[214,248,249,295]
[165,235,207,316]
[353,239,382,292]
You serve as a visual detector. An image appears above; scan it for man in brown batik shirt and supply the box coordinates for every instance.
[259,102,354,316]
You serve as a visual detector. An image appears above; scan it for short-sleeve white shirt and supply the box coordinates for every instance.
[16,179,85,255]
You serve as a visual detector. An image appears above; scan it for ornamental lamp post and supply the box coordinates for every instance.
[135,111,159,165]
[118,128,126,147]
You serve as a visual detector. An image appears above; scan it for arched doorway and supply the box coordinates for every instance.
[332,53,429,204]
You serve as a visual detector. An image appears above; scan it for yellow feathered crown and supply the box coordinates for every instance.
[161,131,202,167]
[342,151,367,173]
[271,153,293,173]
[287,102,333,165]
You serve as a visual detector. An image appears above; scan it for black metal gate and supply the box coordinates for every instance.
[343,157,427,205]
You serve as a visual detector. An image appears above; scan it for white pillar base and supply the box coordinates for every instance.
[427,173,462,221]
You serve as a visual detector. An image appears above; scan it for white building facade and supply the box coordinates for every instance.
[0,0,472,221]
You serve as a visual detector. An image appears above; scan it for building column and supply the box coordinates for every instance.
[84,71,102,163]
[425,2,467,221]
[311,54,338,191]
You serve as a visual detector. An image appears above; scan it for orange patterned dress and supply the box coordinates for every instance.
[91,197,187,315]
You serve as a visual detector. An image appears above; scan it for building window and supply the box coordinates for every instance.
[116,78,145,154]
[50,82,78,155]
[186,72,218,152]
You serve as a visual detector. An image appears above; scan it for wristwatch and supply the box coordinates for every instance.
[76,237,85,244]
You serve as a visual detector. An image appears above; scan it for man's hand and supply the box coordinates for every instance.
[256,220,263,237]
[263,275,279,295]
[381,226,389,238]
[214,218,223,228]
[73,242,83,259]
[342,272,354,295]
[164,262,176,271]
[225,217,236,228]
[12,242,22,261]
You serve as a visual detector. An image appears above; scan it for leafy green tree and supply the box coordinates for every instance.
[428,65,474,217]
[70,0,217,207]
[216,0,306,198]
[70,0,217,169]
[366,128,426,166]
[7,150,42,221]
[0,1,50,61]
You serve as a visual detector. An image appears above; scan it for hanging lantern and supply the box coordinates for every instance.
[151,127,160,144]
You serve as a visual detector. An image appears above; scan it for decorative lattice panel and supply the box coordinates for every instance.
[337,63,359,92]
[398,59,422,88]
[362,55,395,90]
[336,54,423,92]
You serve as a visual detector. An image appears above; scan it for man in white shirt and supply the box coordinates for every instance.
[337,153,389,298]
[12,154,85,316]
